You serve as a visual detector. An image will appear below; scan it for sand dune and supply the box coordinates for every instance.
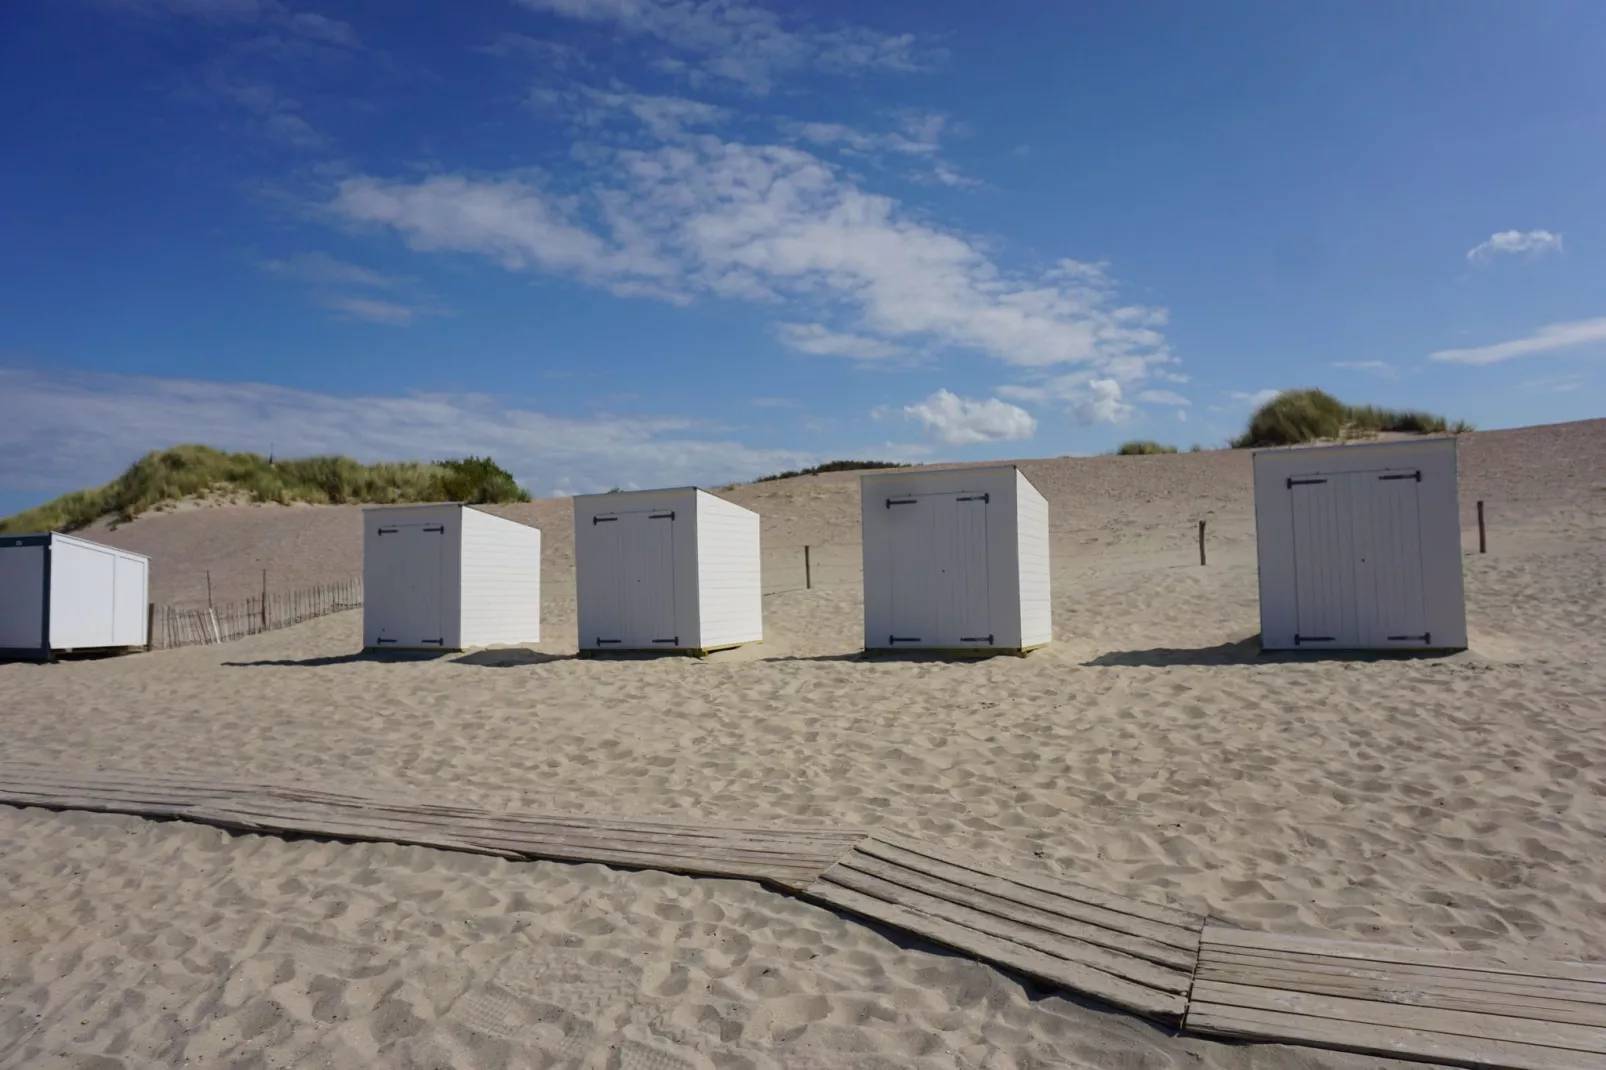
[3,418,1604,1068]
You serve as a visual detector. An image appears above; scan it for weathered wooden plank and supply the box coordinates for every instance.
[858,839,1200,952]
[804,879,1187,1022]
[1190,980,1606,1055]
[1202,948,1606,1004]
[182,804,525,860]
[824,862,1191,994]
[871,830,1202,932]
[1203,925,1606,986]
[1197,963,1606,1029]
[1186,1001,1591,1070]
[839,852,1196,972]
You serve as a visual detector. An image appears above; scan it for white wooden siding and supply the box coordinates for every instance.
[1254,438,1466,651]
[0,543,45,650]
[459,507,541,647]
[574,488,702,650]
[694,491,762,649]
[362,504,464,650]
[49,536,117,649]
[1015,471,1052,649]
[112,548,148,646]
[861,466,1033,651]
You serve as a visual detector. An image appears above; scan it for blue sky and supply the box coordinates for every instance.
[2,0,1603,511]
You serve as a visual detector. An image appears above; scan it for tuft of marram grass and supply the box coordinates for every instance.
[0,445,531,535]
[1230,389,1472,449]
[1112,440,1179,455]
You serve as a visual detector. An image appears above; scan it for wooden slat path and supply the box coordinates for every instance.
[801,832,1205,1023]
[0,761,862,891]
[5,760,1606,1068]
[1187,925,1606,1070]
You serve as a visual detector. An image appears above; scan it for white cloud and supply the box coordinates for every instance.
[320,296,424,326]
[1230,388,1282,406]
[901,389,1036,445]
[1331,360,1398,379]
[1466,229,1563,263]
[263,253,442,325]
[1072,378,1134,426]
[0,368,811,498]
[222,82,323,147]
[997,372,1141,425]
[512,0,939,91]
[331,138,1173,374]
[1136,389,1189,406]
[110,0,359,46]
[775,322,906,361]
[785,112,973,188]
[1175,409,1187,422]
[540,86,732,139]
[1429,317,1606,365]
[1521,374,1583,394]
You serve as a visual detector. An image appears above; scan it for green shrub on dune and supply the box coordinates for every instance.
[1112,440,1179,455]
[1230,389,1472,449]
[0,446,531,534]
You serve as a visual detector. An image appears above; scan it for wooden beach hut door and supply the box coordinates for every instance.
[591,510,677,647]
[886,492,992,647]
[371,522,445,647]
[1288,470,1428,648]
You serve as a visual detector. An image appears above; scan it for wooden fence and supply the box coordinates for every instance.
[153,577,362,650]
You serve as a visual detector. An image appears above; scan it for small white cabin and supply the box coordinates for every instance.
[362,504,541,652]
[572,488,761,655]
[1253,437,1467,651]
[860,465,1051,655]
[0,532,149,660]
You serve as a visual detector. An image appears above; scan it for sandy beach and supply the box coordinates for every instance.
[3,419,1604,1068]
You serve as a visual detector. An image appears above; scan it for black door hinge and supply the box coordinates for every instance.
[376,637,397,644]
[596,638,621,645]
[376,527,398,536]
[886,498,917,508]
[1387,633,1431,643]
[423,526,445,533]
[594,516,618,525]
[1294,634,1334,644]
[888,635,920,644]
[652,637,679,644]
[1287,478,1327,488]
[956,494,989,503]
[961,634,994,643]
[421,638,443,645]
[649,512,675,520]
[1379,472,1421,482]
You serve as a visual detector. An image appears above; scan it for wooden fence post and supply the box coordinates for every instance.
[1477,500,1486,553]
[261,570,268,630]
[145,603,155,651]
[1198,520,1207,566]
[804,545,812,590]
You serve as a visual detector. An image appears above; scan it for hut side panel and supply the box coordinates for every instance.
[459,508,541,648]
[694,491,762,650]
[1015,471,1053,650]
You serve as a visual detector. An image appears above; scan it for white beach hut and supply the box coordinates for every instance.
[1253,437,1467,651]
[860,465,1051,655]
[362,504,541,652]
[0,532,149,660]
[572,488,761,655]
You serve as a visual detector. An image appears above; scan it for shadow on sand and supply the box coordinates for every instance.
[451,649,573,668]
[223,651,448,668]
[1084,635,1460,667]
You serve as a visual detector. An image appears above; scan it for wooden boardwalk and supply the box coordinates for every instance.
[1187,926,1606,1070]
[3,760,1604,1068]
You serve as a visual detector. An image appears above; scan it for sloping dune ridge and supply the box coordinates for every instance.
[2,419,1603,1069]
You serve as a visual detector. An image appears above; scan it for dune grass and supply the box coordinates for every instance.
[1111,440,1179,456]
[0,445,531,535]
[1230,389,1473,449]
[755,459,910,483]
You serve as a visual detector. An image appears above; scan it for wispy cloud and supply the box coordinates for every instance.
[511,0,940,92]
[1331,359,1398,379]
[262,252,443,325]
[109,0,360,47]
[0,367,812,498]
[1466,229,1563,263]
[330,138,1174,376]
[786,111,975,187]
[901,389,1036,445]
[998,374,1137,426]
[1521,373,1583,394]
[221,82,324,147]
[775,323,907,361]
[1229,388,1282,406]
[534,85,732,140]
[1429,317,1606,365]
[1136,389,1189,406]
